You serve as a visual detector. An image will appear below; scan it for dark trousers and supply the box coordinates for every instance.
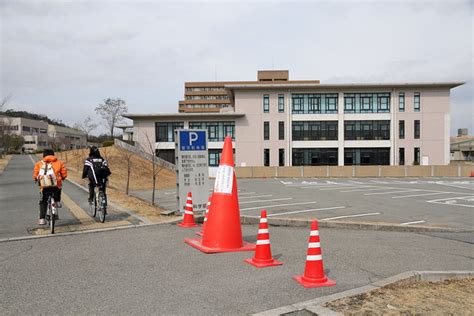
[39,187,61,219]
[88,178,107,203]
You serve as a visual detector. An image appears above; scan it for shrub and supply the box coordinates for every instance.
[103,140,114,147]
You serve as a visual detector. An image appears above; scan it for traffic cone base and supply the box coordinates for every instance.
[244,257,283,268]
[177,221,199,228]
[292,275,336,288]
[185,237,255,253]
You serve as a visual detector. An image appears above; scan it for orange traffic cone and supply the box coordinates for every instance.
[185,136,255,253]
[245,210,282,268]
[293,220,336,288]
[177,192,199,228]
[196,196,211,236]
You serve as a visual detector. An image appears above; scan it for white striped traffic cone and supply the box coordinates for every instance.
[177,192,198,228]
[196,195,211,236]
[244,210,282,268]
[293,219,336,288]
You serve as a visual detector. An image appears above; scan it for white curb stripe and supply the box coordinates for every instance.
[258,229,269,234]
[308,242,320,248]
[256,240,270,245]
[310,230,320,236]
[306,255,322,261]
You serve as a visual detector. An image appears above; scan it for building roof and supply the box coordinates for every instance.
[123,113,245,120]
[224,81,465,90]
[48,124,86,136]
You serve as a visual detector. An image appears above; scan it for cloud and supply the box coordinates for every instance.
[1,0,472,135]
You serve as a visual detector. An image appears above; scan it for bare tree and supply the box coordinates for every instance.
[95,98,127,138]
[73,116,98,141]
[0,94,13,158]
[118,148,134,195]
[141,132,166,206]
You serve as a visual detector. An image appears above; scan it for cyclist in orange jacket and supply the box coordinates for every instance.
[33,149,67,225]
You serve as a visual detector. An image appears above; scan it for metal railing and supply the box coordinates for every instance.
[114,139,176,171]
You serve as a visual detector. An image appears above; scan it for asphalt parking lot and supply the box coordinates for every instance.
[147,177,474,231]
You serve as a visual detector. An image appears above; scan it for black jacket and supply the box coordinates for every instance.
[82,157,111,185]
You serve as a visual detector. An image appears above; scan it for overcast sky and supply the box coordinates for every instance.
[1,0,472,136]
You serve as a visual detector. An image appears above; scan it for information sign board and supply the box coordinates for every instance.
[175,130,209,213]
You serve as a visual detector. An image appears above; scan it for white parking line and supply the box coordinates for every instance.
[319,212,381,221]
[427,195,474,201]
[164,191,176,195]
[364,189,422,196]
[392,192,451,199]
[435,183,474,191]
[240,198,293,204]
[370,180,390,184]
[400,220,426,225]
[240,194,273,199]
[267,206,346,217]
[318,186,364,191]
[239,192,256,195]
[340,187,391,193]
[241,201,317,211]
[348,180,365,184]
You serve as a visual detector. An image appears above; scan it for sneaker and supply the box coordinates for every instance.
[38,219,46,225]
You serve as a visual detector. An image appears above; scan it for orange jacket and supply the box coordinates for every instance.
[33,155,67,189]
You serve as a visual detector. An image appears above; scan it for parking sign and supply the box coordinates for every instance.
[175,130,209,213]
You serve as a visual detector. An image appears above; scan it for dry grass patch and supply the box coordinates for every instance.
[57,146,178,223]
[325,277,474,315]
[0,155,12,174]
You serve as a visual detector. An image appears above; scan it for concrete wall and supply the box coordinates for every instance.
[231,165,474,178]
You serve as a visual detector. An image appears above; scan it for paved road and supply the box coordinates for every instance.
[136,176,474,230]
[1,224,472,315]
[0,155,143,239]
[0,155,80,238]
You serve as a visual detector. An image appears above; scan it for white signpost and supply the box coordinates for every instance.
[175,129,210,213]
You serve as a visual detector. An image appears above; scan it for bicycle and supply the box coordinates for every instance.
[89,184,107,223]
[45,196,58,234]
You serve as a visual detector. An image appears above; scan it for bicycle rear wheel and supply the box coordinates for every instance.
[98,192,106,223]
[89,195,97,217]
[50,207,55,234]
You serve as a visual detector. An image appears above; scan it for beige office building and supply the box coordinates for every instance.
[125,70,463,167]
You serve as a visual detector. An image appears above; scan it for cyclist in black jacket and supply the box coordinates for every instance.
[82,146,111,206]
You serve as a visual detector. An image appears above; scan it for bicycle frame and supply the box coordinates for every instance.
[46,196,57,234]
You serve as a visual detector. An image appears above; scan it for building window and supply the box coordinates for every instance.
[189,121,235,141]
[292,121,338,141]
[263,94,269,113]
[278,94,285,113]
[22,126,31,132]
[292,93,338,114]
[414,92,420,112]
[264,149,270,166]
[155,122,184,142]
[292,148,338,166]
[279,121,284,140]
[414,120,420,139]
[279,148,285,166]
[399,120,405,139]
[399,93,405,112]
[399,148,405,165]
[264,121,270,140]
[414,147,420,165]
[343,93,391,113]
[343,121,390,140]
[156,149,175,164]
[208,149,235,167]
[344,148,390,165]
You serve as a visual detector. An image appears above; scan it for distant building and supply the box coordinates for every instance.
[126,70,464,167]
[48,125,87,150]
[451,128,473,161]
[116,125,134,141]
[0,116,49,152]
[0,115,87,152]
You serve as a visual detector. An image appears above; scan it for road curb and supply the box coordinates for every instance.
[240,215,472,233]
[253,270,474,316]
[0,218,183,243]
